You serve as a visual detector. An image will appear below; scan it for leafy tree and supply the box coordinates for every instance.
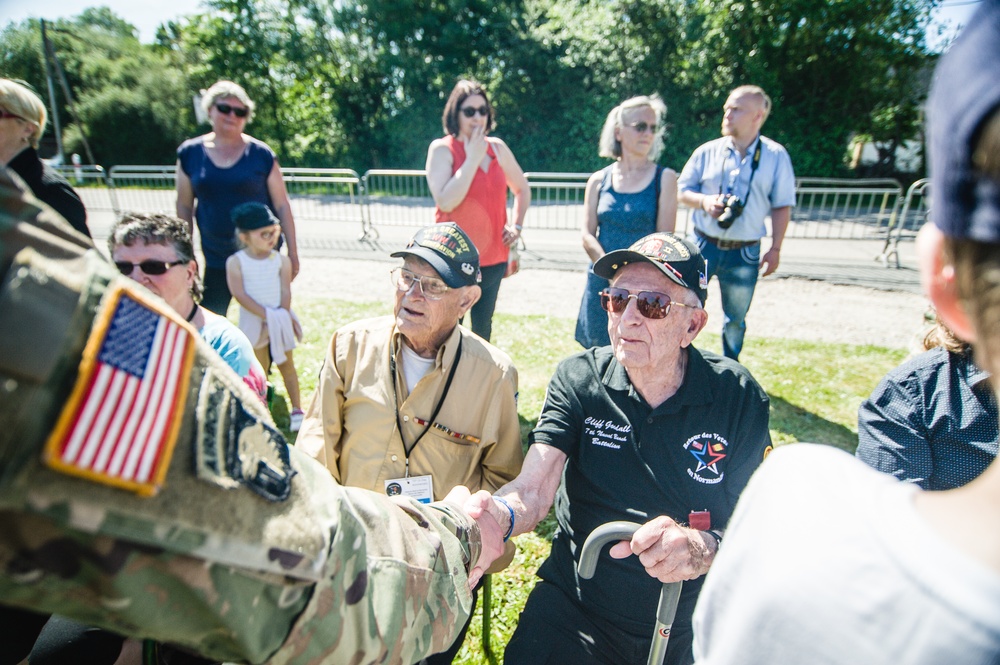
[3,0,938,176]
[1,11,192,166]
[687,0,933,177]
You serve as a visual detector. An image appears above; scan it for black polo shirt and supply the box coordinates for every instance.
[529,345,771,634]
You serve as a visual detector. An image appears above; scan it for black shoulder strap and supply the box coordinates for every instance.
[653,164,664,228]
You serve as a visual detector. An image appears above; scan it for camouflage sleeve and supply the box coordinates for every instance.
[0,169,482,665]
[271,452,481,665]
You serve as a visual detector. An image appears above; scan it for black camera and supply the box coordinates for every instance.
[717,195,744,229]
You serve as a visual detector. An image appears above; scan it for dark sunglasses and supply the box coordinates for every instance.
[115,259,187,276]
[627,121,657,134]
[460,105,489,118]
[215,103,248,118]
[600,287,698,320]
[0,109,26,121]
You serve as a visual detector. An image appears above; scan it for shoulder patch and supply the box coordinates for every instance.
[195,365,295,502]
[43,283,195,497]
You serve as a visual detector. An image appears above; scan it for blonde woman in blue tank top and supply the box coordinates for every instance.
[575,95,678,348]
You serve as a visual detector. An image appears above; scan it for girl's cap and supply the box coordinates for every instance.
[231,202,279,231]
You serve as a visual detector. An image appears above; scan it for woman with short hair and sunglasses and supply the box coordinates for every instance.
[425,78,531,343]
[575,94,678,349]
[0,78,89,237]
[176,79,299,316]
[109,211,268,403]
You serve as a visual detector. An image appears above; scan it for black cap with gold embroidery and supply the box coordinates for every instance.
[594,232,709,305]
[391,222,482,288]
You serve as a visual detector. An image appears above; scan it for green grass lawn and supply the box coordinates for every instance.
[262,296,907,664]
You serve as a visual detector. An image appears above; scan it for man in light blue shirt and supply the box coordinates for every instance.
[678,85,796,361]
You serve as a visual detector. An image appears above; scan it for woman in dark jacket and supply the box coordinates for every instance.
[0,78,88,237]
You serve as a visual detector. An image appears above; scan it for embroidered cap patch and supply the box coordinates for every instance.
[44,284,195,496]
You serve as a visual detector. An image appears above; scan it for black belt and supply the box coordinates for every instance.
[695,228,759,251]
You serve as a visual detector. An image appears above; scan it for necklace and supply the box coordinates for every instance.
[186,303,198,322]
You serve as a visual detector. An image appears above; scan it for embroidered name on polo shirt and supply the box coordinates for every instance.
[584,416,631,450]
[684,432,729,485]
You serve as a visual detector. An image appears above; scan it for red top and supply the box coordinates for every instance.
[434,135,509,267]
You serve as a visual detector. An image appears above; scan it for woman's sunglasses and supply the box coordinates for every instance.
[115,259,187,276]
[627,121,657,134]
[600,287,698,320]
[460,105,489,118]
[0,109,26,121]
[215,103,249,118]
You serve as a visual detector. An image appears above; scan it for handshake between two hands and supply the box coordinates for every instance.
[444,487,716,590]
[442,486,508,590]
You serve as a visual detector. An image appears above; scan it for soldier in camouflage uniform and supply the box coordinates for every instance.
[0,166,504,664]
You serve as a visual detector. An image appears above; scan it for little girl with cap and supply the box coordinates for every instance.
[226,202,304,431]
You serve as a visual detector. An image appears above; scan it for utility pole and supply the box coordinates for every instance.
[51,44,95,164]
[39,19,65,164]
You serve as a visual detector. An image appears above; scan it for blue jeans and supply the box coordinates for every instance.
[691,236,760,361]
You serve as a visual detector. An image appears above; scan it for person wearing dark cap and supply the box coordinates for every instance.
[227,201,304,431]
[691,5,1000,663]
[295,221,524,664]
[473,231,771,665]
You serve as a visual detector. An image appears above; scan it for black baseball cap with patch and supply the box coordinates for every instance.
[391,222,482,288]
[594,232,709,305]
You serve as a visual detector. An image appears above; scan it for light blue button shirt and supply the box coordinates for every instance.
[678,134,796,242]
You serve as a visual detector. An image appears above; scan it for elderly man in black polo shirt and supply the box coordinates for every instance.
[481,232,771,665]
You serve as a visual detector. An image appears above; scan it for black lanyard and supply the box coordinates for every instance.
[718,136,762,201]
[390,335,463,477]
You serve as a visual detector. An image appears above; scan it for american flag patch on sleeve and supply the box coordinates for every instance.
[44,284,196,496]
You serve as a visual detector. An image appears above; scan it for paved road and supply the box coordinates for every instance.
[88,207,927,350]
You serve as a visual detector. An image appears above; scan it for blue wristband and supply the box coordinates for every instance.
[493,496,515,543]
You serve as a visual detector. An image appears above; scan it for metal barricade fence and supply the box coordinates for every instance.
[791,178,903,240]
[358,171,596,235]
[83,165,922,268]
[281,168,364,237]
[52,165,115,213]
[523,172,590,231]
[359,169,435,240]
[878,178,929,268]
[108,165,178,217]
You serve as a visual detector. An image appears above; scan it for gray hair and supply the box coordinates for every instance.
[598,94,668,161]
[200,80,255,123]
[108,212,203,303]
[730,85,772,125]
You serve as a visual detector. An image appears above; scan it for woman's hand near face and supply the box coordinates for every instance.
[463,124,489,168]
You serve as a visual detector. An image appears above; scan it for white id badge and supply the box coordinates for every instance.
[384,475,434,503]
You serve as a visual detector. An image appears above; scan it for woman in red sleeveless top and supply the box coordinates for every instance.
[425,79,530,342]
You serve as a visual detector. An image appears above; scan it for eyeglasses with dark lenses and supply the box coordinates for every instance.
[391,267,451,300]
[600,287,698,320]
[0,109,25,121]
[460,105,489,118]
[115,259,187,276]
[215,103,249,118]
[627,121,657,134]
